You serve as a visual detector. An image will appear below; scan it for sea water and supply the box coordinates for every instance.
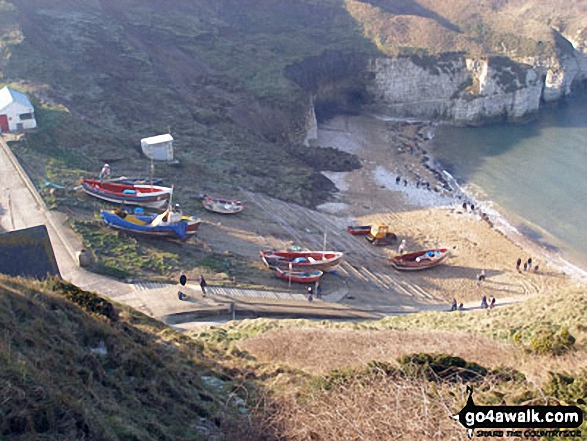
[432,92,587,271]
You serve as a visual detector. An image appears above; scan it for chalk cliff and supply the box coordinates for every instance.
[295,29,587,129]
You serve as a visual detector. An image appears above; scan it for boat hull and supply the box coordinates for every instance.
[101,210,200,240]
[347,225,372,236]
[200,194,244,214]
[82,179,172,209]
[260,250,343,271]
[390,248,449,271]
[274,267,323,283]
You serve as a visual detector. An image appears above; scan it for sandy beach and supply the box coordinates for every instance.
[313,115,584,305]
[196,114,583,313]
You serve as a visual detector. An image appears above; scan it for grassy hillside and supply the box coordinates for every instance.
[0,275,273,440]
[0,0,584,211]
[3,274,587,440]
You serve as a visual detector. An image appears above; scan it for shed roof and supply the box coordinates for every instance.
[0,225,61,280]
[141,133,173,145]
[0,86,33,113]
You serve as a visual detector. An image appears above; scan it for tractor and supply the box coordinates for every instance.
[365,225,397,246]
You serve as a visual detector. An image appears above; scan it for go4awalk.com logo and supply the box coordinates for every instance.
[452,386,583,438]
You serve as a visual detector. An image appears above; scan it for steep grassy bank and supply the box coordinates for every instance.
[0,275,271,440]
[2,276,587,439]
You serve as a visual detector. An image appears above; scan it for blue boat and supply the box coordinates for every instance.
[101,208,200,240]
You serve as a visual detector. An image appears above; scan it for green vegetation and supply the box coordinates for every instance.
[71,219,179,280]
[0,275,269,440]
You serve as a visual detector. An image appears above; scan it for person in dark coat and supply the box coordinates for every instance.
[516,258,522,272]
[450,298,457,311]
[200,275,207,296]
[481,295,488,309]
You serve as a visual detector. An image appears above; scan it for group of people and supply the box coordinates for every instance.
[450,294,496,311]
[450,298,464,311]
[307,282,322,302]
[516,257,538,273]
[462,202,476,212]
[177,274,207,301]
[481,295,495,309]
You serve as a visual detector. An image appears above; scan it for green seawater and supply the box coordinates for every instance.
[433,93,587,271]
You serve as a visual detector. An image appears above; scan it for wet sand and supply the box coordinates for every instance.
[312,115,583,307]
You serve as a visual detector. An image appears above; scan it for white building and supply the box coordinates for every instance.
[0,86,37,132]
[140,133,174,161]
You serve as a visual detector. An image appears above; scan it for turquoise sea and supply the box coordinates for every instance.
[432,92,587,272]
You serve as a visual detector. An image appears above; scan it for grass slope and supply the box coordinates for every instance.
[0,275,271,440]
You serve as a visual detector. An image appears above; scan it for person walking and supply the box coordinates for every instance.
[199,275,207,296]
[489,295,496,309]
[516,258,522,272]
[450,298,457,311]
[481,295,488,309]
[477,269,486,287]
[527,257,532,268]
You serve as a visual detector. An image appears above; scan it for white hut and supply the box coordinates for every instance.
[140,134,174,161]
[0,86,37,132]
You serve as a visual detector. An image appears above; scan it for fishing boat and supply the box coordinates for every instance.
[347,225,372,235]
[81,179,172,209]
[200,194,244,214]
[389,248,450,271]
[274,266,323,283]
[104,176,164,186]
[260,250,343,271]
[101,207,200,240]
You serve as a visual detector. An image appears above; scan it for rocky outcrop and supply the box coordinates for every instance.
[365,54,544,123]
[291,31,587,141]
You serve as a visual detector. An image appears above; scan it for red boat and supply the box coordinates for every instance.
[81,179,172,209]
[260,250,343,271]
[347,225,372,235]
[274,267,323,283]
[389,248,450,271]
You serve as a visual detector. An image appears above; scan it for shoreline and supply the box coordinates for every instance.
[422,128,587,284]
[315,114,585,306]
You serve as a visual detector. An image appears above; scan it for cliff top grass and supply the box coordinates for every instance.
[0,274,274,440]
[194,283,587,359]
[2,273,587,439]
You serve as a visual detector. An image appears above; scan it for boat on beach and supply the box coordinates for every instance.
[101,207,200,240]
[81,179,172,209]
[389,248,450,271]
[104,176,164,186]
[260,250,343,271]
[274,266,323,283]
[200,194,244,214]
[347,225,372,235]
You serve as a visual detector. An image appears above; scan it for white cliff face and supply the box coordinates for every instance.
[366,55,543,123]
[304,95,318,146]
[568,30,587,81]
[366,56,470,119]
